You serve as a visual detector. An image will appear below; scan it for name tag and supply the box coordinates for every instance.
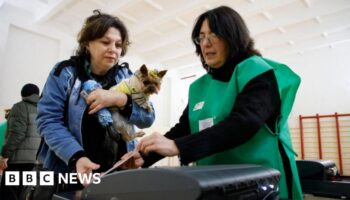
[199,118,214,131]
[193,101,205,111]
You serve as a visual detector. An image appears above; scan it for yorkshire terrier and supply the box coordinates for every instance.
[110,64,167,142]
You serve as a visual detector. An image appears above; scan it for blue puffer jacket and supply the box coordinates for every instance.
[36,61,155,173]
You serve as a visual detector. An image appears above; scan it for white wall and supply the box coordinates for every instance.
[0,25,59,106]
[277,41,350,127]
[0,3,75,120]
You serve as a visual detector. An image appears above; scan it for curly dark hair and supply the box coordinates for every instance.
[69,10,130,81]
[191,6,261,69]
[76,9,130,58]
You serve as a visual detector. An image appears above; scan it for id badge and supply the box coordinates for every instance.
[199,118,214,131]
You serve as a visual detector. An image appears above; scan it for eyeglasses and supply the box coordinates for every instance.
[194,33,218,45]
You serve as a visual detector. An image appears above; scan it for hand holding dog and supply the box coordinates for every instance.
[85,89,127,114]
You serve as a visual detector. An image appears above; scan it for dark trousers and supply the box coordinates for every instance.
[0,163,35,200]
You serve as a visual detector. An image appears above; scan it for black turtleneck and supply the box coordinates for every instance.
[209,56,237,82]
[142,56,281,167]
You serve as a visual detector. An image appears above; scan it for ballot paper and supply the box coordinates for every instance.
[101,151,137,177]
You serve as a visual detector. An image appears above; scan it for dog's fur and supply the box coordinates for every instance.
[110,64,167,142]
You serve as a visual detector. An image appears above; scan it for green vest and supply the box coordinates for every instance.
[188,56,303,199]
[0,121,7,151]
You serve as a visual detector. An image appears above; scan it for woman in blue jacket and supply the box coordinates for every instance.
[36,10,154,186]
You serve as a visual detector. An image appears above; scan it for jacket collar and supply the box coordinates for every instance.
[22,94,39,104]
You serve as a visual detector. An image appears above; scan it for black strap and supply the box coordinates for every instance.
[53,56,77,77]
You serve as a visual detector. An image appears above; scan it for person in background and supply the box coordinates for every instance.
[36,9,154,193]
[122,5,303,200]
[0,83,41,199]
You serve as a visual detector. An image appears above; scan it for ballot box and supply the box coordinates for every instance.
[81,164,280,200]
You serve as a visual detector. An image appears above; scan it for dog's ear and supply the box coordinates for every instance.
[157,70,167,78]
[140,64,148,75]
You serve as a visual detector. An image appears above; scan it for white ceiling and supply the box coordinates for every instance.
[4,0,350,71]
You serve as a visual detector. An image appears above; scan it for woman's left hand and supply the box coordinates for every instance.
[137,132,179,157]
[85,88,127,114]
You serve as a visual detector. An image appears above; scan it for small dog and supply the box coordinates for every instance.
[110,64,167,142]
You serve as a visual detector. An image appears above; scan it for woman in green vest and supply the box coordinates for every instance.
[122,5,303,200]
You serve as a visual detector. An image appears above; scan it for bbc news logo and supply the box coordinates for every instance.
[5,171,101,186]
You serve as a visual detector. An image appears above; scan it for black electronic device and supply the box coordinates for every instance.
[297,160,350,199]
[297,159,338,180]
[81,164,280,200]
